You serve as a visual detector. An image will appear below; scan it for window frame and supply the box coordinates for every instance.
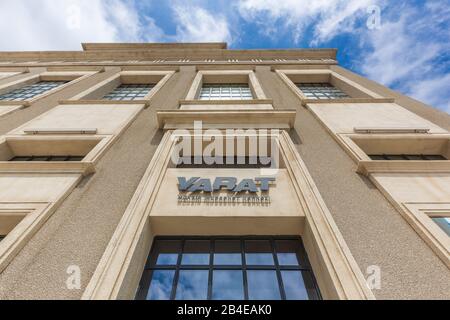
[275,69,390,105]
[198,83,254,101]
[0,68,96,106]
[336,134,450,176]
[185,70,267,102]
[0,80,70,102]
[136,236,322,300]
[295,82,350,100]
[69,70,175,102]
[402,203,450,267]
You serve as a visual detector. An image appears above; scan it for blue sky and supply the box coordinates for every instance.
[0,0,449,113]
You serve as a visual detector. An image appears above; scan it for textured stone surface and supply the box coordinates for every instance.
[256,65,450,299]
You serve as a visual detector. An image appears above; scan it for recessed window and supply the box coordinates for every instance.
[368,154,447,161]
[296,83,349,100]
[0,235,5,242]
[432,217,450,236]
[136,237,321,300]
[199,84,253,100]
[9,155,84,162]
[102,84,154,101]
[0,81,68,101]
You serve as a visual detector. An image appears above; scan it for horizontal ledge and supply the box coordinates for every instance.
[0,162,95,176]
[357,160,450,176]
[24,128,98,135]
[179,99,273,106]
[303,98,395,105]
[0,101,29,107]
[59,100,149,106]
[354,127,430,134]
[157,109,296,129]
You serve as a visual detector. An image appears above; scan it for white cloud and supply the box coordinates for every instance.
[0,0,164,51]
[173,5,232,43]
[360,2,450,113]
[237,0,377,44]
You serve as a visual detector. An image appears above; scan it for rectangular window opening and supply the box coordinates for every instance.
[199,84,253,100]
[431,217,450,237]
[8,155,85,162]
[0,81,68,101]
[295,83,349,100]
[102,84,155,101]
[368,154,447,161]
[136,236,322,301]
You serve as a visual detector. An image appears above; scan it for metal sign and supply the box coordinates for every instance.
[177,177,275,193]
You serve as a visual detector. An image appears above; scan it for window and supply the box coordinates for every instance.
[0,235,5,242]
[432,217,450,236]
[9,155,84,162]
[136,237,321,300]
[296,83,349,100]
[102,84,154,101]
[368,154,447,161]
[199,84,253,100]
[0,81,68,101]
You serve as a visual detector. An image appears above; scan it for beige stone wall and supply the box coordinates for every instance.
[0,44,448,300]
[255,65,450,299]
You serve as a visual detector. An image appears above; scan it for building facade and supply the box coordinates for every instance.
[0,43,448,300]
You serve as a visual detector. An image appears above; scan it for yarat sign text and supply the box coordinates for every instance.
[177,177,275,193]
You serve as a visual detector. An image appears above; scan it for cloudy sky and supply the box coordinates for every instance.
[0,0,448,113]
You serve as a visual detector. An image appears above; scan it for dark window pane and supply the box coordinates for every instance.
[49,156,69,161]
[404,155,423,160]
[369,155,386,160]
[247,270,281,300]
[385,155,405,160]
[245,240,274,265]
[67,156,84,161]
[281,271,309,300]
[423,155,447,160]
[147,270,175,300]
[181,240,210,265]
[275,240,305,266]
[432,217,450,236]
[214,240,242,265]
[32,156,49,161]
[212,270,244,300]
[149,240,181,266]
[175,270,209,300]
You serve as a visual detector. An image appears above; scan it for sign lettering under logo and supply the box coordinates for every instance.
[177,177,275,205]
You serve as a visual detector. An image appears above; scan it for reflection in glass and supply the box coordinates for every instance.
[277,253,299,266]
[214,240,242,265]
[147,270,175,300]
[245,253,274,265]
[281,271,308,300]
[275,240,304,266]
[150,240,181,266]
[247,270,281,300]
[214,253,242,265]
[181,254,210,265]
[156,253,178,265]
[432,217,450,236]
[245,240,274,265]
[212,270,244,300]
[182,240,210,265]
[175,270,209,300]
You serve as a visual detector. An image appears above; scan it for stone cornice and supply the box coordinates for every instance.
[0,42,337,62]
